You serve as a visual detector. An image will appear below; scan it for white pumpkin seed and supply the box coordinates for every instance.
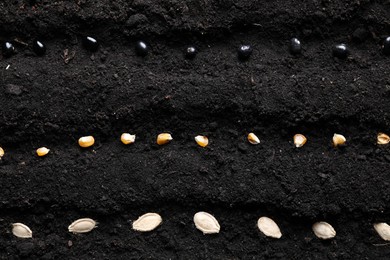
[374,222,390,241]
[12,223,32,238]
[68,218,97,234]
[193,211,220,234]
[257,217,282,239]
[132,213,162,232]
[312,221,336,239]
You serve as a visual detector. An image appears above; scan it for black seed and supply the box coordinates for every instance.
[32,39,46,56]
[383,37,390,55]
[290,38,301,55]
[237,45,252,60]
[332,44,349,59]
[83,36,99,52]
[185,46,197,59]
[2,41,15,58]
[135,41,148,57]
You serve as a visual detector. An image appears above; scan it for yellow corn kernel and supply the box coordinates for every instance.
[0,147,4,158]
[121,133,136,145]
[247,133,260,145]
[36,147,50,157]
[78,136,95,148]
[377,133,390,145]
[332,133,346,147]
[195,135,209,147]
[293,134,307,148]
[157,133,172,145]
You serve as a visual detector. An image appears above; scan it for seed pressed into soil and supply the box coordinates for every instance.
[32,39,46,56]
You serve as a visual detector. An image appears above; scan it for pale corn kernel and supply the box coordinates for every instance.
[293,134,307,148]
[248,133,260,145]
[36,147,50,157]
[121,133,136,145]
[377,133,390,145]
[195,135,209,147]
[157,133,172,145]
[332,133,346,147]
[78,136,95,148]
[0,147,4,158]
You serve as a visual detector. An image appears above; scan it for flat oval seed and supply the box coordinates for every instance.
[377,133,390,145]
[374,223,390,241]
[68,218,97,234]
[333,133,346,147]
[248,133,260,145]
[195,135,209,147]
[78,136,95,148]
[157,133,173,145]
[12,223,32,238]
[37,147,50,157]
[121,133,136,145]
[257,217,282,239]
[132,213,162,232]
[294,134,307,148]
[312,221,336,239]
[194,211,220,234]
[0,147,4,158]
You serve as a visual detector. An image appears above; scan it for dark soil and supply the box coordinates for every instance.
[1,0,390,259]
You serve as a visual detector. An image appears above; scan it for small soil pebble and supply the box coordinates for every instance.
[383,37,390,55]
[32,39,46,56]
[135,41,148,56]
[185,46,197,59]
[237,45,252,60]
[2,41,15,58]
[83,36,99,52]
[332,44,349,59]
[290,38,301,54]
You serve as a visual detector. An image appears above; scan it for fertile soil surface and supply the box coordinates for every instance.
[1,0,390,259]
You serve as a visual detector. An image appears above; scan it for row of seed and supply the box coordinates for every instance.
[3,36,390,60]
[9,212,390,242]
[1,132,389,158]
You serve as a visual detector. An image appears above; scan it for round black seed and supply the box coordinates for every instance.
[2,41,15,58]
[135,41,148,57]
[185,46,197,59]
[332,44,349,59]
[83,36,99,52]
[290,38,301,55]
[383,37,390,55]
[32,39,46,56]
[237,45,252,60]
